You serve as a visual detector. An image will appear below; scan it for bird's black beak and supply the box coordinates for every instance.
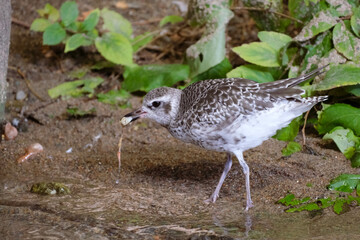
[120,108,146,125]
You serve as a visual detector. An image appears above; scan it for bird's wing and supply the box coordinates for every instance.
[178,79,272,127]
[177,65,327,127]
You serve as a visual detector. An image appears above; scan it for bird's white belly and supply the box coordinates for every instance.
[189,101,311,152]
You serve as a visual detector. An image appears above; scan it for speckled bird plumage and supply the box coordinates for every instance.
[123,66,328,210]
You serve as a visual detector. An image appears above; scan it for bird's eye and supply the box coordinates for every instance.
[152,101,161,108]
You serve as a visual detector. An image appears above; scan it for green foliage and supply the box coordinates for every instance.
[316,104,360,136]
[101,8,132,39]
[81,9,100,31]
[281,141,302,156]
[191,58,232,84]
[159,15,184,27]
[31,2,149,63]
[48,77,104,99]
[278,191,360,215]
[333,21,360,62]
[132,32,154,53]
[37,3,60,22]
[314,63,360,91]
[122,64,189,92]
[323,127,359,159]
[66,107,96,118]
[97,89,130,107]
[351,7,360,37]
[227,65,274,83]
[31,182,70,195]
[230,0,360,164]
[43,22,66,45]
[328,174,360,193]
[274,116,302,142]
[60,1,78,27]
[30,18,51,32]
[232,31,292,68]
[316,104,360,167]
[95,32,133,66]
[65,33,92,52]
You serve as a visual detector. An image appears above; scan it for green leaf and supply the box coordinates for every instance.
[351,7,360,37]
[333,21,360,62]
[43,23,66,45]
[101,8,132,39]
[351,151,360,168]
[333,198,347,214]
[345,85,360,96]
[30,18,52,32]
[288,0,320,23]
[95,32,133,66]
[323,126,359,159]
[242,0,289,32]
[227,64,274,83]
[286,202,321,212]
[281,141,302,156]
[294,10,338,41]
[132,32,154,52]
[68,68,89,79]
[257,31,292,52]
[191,58,232,84]
[65,33,92,52]
[97,89,130,105]
[357,184,360,196]
[273,116,302,141]
[66,107,96,118]
[48,77,104,99]
[328,174,360,193]
[37,3,60,22]
[277,193,310,206]
[159,15,184,27]
[60,1,79,27]
[233,42,280,67]
[91,61,116,70]
[316,103,360,136]
[277,193,296,206]
[122,64,189,92]
[186,6,233,77]
[315,63,360,91]
[301,31,332,72]
[82,9,100,32]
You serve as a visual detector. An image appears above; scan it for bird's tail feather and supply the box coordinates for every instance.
[260,65,329,91]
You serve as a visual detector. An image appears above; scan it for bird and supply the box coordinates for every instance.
[121,66,328,211]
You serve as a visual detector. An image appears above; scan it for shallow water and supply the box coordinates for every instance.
[1,178,360,240]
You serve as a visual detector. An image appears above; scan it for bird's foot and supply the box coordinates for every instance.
[204,193,218,204]
[245,200,254,211]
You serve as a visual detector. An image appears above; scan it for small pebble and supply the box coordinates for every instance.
[4,122,18,140]
[16,90,26,100]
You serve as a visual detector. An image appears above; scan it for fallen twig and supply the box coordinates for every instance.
[13,67,46,102]
[302,110,310,145]
[11,17,31,28]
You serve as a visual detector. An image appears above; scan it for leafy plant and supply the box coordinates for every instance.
[66,107,96,118]
[316,104,360,167]
[278,174,360,214]
[31,1,189,99]
[48,77,104,99]
[228,0,360,156]
[97,89,130,108]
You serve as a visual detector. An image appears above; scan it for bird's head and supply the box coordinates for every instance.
[121,87,182,127]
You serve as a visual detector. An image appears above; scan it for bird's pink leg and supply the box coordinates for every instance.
[205,153,232,203]
[234,151,254,211]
